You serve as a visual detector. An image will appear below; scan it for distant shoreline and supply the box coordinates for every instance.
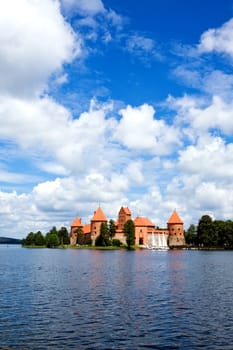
[0,237,22,245]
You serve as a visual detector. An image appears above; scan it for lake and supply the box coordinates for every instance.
[0,246,233,349]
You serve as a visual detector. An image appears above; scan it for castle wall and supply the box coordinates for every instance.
[115,232,126,244]
[135,226,148,245]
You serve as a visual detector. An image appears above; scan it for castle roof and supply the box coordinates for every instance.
[167,210,183,224]
[134,216,155,227]
[71,217,83,227]
[83,224,91,234]
[122,207,131,215]
[91,207,107,222]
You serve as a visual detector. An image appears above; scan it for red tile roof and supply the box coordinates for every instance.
[91,207,107,222]
[122,207,131,215]
[71,217,83,227]
[134,216,155,227]
[83,224,91,234]
[167,210,183,224]
[119,206,131,215]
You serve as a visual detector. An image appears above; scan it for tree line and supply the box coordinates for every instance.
[22,226,70,248]
[185,215,233,248]
[22,219,136,249]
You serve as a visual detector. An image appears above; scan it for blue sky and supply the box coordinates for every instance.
[1,0,233,238]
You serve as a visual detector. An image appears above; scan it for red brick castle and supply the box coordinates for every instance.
[70,206,185,248]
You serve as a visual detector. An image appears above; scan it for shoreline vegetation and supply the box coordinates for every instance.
[20,214,233,250]
[21,244,233,251]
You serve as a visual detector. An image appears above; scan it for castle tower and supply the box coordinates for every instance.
[90,207,108,245]
[70,217,83,245]
[167,210,186,247]
[117,207,131,231]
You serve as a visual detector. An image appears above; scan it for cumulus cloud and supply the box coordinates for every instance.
[0,0,81,98]
[0,96,117,175]
[168,94,233,137]
[114,104,181,155]
[178,136,233,179]
[198,18,233,58]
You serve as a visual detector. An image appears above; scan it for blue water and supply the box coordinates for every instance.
[0,246,233,349]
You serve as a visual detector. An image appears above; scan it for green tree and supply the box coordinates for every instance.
[46,233,60,248]
[23,232,35,246]
[214,220,233,247]
[46,226,60,248]
[223,220,233,247]
[185,224,197,245]
[75,226,85,245]
[123,219,135,249]
[197,215,217,247]
[34,231,45,246]
[95,222,110,246]
[109,219,116,240]
[58,226,69,245]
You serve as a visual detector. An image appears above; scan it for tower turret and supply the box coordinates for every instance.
[70,217,83,245]
[90,207,108,245]
[167,210,186,247]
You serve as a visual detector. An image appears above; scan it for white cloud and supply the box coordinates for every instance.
[198,18,233,59]
[178,136,233,179]
[0,169,39,184]
[0,96,117,175]
[125,34,162,62]
[0,0,81,98]
[61,0,105,16]
[168,94,233,136]
[124,161,143,185]
[114,104,181,155]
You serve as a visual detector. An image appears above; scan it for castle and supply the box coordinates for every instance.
[70,207,186,248]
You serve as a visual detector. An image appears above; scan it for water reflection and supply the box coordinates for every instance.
[0,247,233,349]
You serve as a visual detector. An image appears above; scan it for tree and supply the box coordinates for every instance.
[46,226,60,248]
[34,231,45,246]
[58,226,69,245]
[109,219,116,240]
[75,227,85,245]
[185,224,197,245]
[123,219,135,249]
[95,222,110,246]
[197,215,217,247]
[215,220,233,247]
[23,232,35,246]
[46,233,60,248]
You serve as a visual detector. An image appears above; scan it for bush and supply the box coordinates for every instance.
[112,239,121,247]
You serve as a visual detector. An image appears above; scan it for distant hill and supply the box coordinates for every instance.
[0,237,22,244]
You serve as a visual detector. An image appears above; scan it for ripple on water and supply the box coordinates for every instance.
[0,248,233,349]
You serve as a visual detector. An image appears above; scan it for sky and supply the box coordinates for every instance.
[1,0,233,238]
